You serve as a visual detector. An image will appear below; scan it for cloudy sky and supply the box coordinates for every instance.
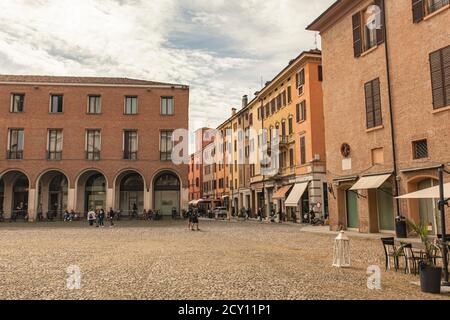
[0,0,334,134]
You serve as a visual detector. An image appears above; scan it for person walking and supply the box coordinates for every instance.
[98,209,105,227]
[108,207,115,227]
[191,210,199,231]
[87,209,96,226]
[187,208,193,230]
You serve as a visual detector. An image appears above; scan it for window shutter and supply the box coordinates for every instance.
[352,12,363,58]
[303,101,307,121]
[373,79,382,126]
[365,81,375,128]
[296,73,299,88]
[375,0,385,45]
[443,46,450,106]
[296,103,300,122]
[430,50,445,109]
[412,0,425,23]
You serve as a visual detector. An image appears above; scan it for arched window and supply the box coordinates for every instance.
[49,174,68,192]
[85,174,106,212]
[120,173,144,192]
[154,172,180,191]
[86,174,106,193]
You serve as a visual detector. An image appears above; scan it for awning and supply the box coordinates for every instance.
[189,200,200,206]
[222,195,229,199]
[285,182,309,207]
[350,174,392,191]
[273,185,293,200]
[397,183,450,199]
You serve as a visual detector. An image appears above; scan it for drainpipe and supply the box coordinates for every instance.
[382,0,401,217]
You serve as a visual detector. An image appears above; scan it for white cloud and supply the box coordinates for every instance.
[0,0,335,145]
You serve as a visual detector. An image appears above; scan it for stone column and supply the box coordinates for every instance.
[144,188,151,211]
[106,188,114,211]
[67,188,76,211]
[27,188,37,222]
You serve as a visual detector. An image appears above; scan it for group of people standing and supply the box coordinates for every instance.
[87,208,115,228]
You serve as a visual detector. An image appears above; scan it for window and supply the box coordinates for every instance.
[124,130,138,160]
[429,45,450,109]
[413,0,450,22]
[161,97,174,115]
[86,130,101,160]
[47,129,63,160]
[281,121,286,137]
[288,117,293,135]
[125,96,138,115]
[296,69,305,95]
[271,99,276,114]
[289,148,294,167]
[277,94,282,110]
[364,78,382,129]
[300,136,306,165]
[88,95,101,114]
[413,139,428,159]
[352,1,385,57]
[249,113,253,126]
[7,129,24,159]
[11,94,25,113]
[196,178,199,187]
[287,86,292,103]
[296,101,306,122]
[318,65,323,82]
[160,131,173,161]
[50,95,63,113]
[265,104,270,118]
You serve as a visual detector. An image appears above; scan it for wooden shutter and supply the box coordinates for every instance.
[300,136,306,165]
[412,0,425,23]
[372,79,382,126]
[365,81,375,128]
[352,12,363,58]
[287,86,292,103]
[296,103,300,122]
[430,46,450,109]
[375,0,385,45]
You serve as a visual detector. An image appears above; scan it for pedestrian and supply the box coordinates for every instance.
[257,208,263,222]
[108,207,115,227]
[63,210,70,221]
[172,207,177,220]
[98,208,105,227]
[191,210,199,231]
[187,208,193,230]
[132,203,138,220]
[87,209,96,226]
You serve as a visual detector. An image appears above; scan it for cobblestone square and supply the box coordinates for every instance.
[0,220,449,300]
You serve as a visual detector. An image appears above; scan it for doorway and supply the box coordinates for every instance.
[346,189,359,229]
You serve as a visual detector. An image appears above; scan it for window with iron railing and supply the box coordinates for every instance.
[124,130,138,160]
[86,129,101,160]
[160,131,173,161]
[7,129,24,160]
[413,139,429,159]
[47,129,63,160]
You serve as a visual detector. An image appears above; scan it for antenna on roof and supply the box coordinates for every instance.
[314,32,319,50]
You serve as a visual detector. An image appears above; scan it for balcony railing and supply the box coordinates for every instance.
[47,151,62,160]
[124,151,138,160]
[86,151,101,161]
[7,150,23,160]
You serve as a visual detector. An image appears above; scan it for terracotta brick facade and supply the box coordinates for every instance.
[0,76,189,220]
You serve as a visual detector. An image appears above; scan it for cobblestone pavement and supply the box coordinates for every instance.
[0,220,449,300]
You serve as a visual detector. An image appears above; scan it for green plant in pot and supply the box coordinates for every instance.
[407,219,442,294]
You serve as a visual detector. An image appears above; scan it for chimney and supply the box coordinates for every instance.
[232,108,237,116]
[242,95,248,109]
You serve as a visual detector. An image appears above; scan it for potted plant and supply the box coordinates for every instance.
[407,219,442,294]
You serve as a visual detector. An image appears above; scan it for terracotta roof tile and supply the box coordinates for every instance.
[0,75,182,86]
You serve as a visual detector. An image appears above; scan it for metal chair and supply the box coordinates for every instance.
[399,242,424,275]
[381,237,399,271]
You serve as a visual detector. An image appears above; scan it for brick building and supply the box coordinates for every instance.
[0,75,189,220]
[308,0,450,233]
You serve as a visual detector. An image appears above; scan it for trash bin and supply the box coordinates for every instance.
[395,216,407,238]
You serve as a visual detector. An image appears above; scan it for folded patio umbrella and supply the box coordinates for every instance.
[396,183,450,199]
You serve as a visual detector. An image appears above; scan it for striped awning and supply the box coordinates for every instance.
[350,174,391,191]
[273,185,293,200]
[285,182,309,207]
